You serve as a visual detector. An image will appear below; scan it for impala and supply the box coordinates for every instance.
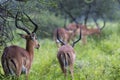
[66,21,105,44]
[53,27,74,48]
[1,12,40,80]
[57,25,81,80]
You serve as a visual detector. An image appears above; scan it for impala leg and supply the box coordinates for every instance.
[59,61,67,77]
[16,65,21,77]
[25,74,28,80]
[82,35,87,45]
[25,68,30,80]
[63,67,67,77]
[70,64,74,80]
[61,65,67,76]
[15,69,21,80]
[97,33,101,38]
[56,42,61,48]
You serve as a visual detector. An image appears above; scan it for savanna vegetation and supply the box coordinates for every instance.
[0,0,120,80]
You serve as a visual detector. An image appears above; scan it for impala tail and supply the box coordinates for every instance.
[60,52,71,67]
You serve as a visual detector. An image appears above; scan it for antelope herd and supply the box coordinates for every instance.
[0,12,105,80]
[53,20,105,79]
[54,20,105,46]
[66,21,105,44]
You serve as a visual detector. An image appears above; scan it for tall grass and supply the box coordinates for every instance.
[0,22,120,80]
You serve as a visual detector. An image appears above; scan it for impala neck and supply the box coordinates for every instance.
[26,40,34,60]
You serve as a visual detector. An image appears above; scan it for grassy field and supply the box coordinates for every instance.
[0,22,120,80]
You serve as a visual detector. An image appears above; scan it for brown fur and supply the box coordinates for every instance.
[1,34,40,80]
[56,26,81,80]
[53,27,74,47]
[57,44,75,79]
[67,23,101,44]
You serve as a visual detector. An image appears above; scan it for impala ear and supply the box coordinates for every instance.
[18,33,26,39]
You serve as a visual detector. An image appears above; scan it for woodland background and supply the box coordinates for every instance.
[0,0,120,80]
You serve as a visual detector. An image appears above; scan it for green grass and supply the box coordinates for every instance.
[0,22,120,80]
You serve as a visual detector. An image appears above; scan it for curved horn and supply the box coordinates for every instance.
[59,2,76,22]
[84,4,91,26]
[92,15,100,29]
[100,15,106,30]
[72,23,81,47]
[64,15,67,28]
[15,12,30,34]
[59,1,80,29]
[56,28,65,45]
[23,12,38,33]
[93,14,106,30]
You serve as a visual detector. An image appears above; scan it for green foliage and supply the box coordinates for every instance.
[36,11,65,38]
